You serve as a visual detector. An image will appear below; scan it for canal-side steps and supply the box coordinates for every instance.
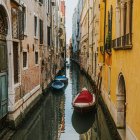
[71,59,121,140]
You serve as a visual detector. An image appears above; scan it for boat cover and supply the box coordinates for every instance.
[74,90,93,103]
[56,75,66,78]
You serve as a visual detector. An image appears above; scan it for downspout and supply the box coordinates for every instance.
[64,4,66,63]
[50,0,53,79]
[88,0,90,72]
[103,0,106,63]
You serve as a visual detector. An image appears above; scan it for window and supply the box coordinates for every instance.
[35,51,39,64]
[23,51,27,68]
[11,8,24,40]
[39,19,43,44]
[115,0,133,48]
[47,26,51,46]
[0,41,7,71]
[105,6,112,53]
[13,42,19,84]
[34,16,37,37]
[11,8,18,39]
[47,0,50,13]
[39,0,43,4]
[22,6,27,34]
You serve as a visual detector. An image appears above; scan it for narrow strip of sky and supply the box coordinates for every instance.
[65,0,78,45]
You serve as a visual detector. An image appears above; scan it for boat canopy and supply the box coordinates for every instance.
[74,90,93,103]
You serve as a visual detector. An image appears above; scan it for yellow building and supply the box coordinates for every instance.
[98,0,140,139]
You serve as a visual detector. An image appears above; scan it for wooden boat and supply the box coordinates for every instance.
[55,75,68,84]
[72,88,96,112]
[51,80,64,91]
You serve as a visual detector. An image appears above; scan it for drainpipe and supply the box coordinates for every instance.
[88,0,90,72]
[64,4,66,63]
[103,0,106,63]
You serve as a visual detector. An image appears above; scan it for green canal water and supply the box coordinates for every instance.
[11,62,116,140]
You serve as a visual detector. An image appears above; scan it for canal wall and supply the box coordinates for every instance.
[0,67,64,139]
[8,68,65,129]
[8,87,42,129]
[71,59,121,140]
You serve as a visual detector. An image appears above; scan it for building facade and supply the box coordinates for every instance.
[72,0,83,63]
[80,0,89,71]
[0,0,66,128]
[74,0,140,139]
[98,0,138,139]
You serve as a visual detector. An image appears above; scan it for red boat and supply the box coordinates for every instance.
[72,88,96,112]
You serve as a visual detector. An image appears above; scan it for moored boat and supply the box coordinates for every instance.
[51,80,65,91]
[72,88,96,112]
[55,75,68,83]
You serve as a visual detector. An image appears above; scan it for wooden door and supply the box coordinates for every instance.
[0,41,8,119]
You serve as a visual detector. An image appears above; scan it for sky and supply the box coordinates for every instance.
[65,0,78,44]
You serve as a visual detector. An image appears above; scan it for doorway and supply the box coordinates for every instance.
[0,5,8,119]
[116,74,126,128]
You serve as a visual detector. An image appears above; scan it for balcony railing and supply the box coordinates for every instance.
[112,33,132,50]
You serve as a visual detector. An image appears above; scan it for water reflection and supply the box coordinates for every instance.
[11,61,113,140]
[72,111,95,134]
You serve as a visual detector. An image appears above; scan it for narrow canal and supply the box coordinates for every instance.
[11,61,115,140]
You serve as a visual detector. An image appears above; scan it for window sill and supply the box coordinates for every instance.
[14,82,21,88]
[23,67,28,71]
[39,44,44,46]
[24,32,28,37]
[12,38,20,42]
[35,64,39,67]
[113,45,132,50]
[34,36,38,40]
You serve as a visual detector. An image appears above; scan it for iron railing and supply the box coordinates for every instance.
[112,33,132,49]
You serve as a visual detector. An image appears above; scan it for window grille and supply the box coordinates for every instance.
[47,26,51,46]
[35,52,39,64]
[34,16,37,37]
[23,52,27,68]
[13,42,19,84]
[39,19,43,44]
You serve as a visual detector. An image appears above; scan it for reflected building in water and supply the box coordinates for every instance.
[49,92,66,140]
[71,63,80,99]
[80,129,96,140]
[11,63,116,140]
[11,90,66,140]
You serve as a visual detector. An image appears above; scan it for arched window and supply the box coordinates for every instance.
[0,6,8,38]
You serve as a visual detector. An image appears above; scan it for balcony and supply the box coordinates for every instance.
[112,33,132,50]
